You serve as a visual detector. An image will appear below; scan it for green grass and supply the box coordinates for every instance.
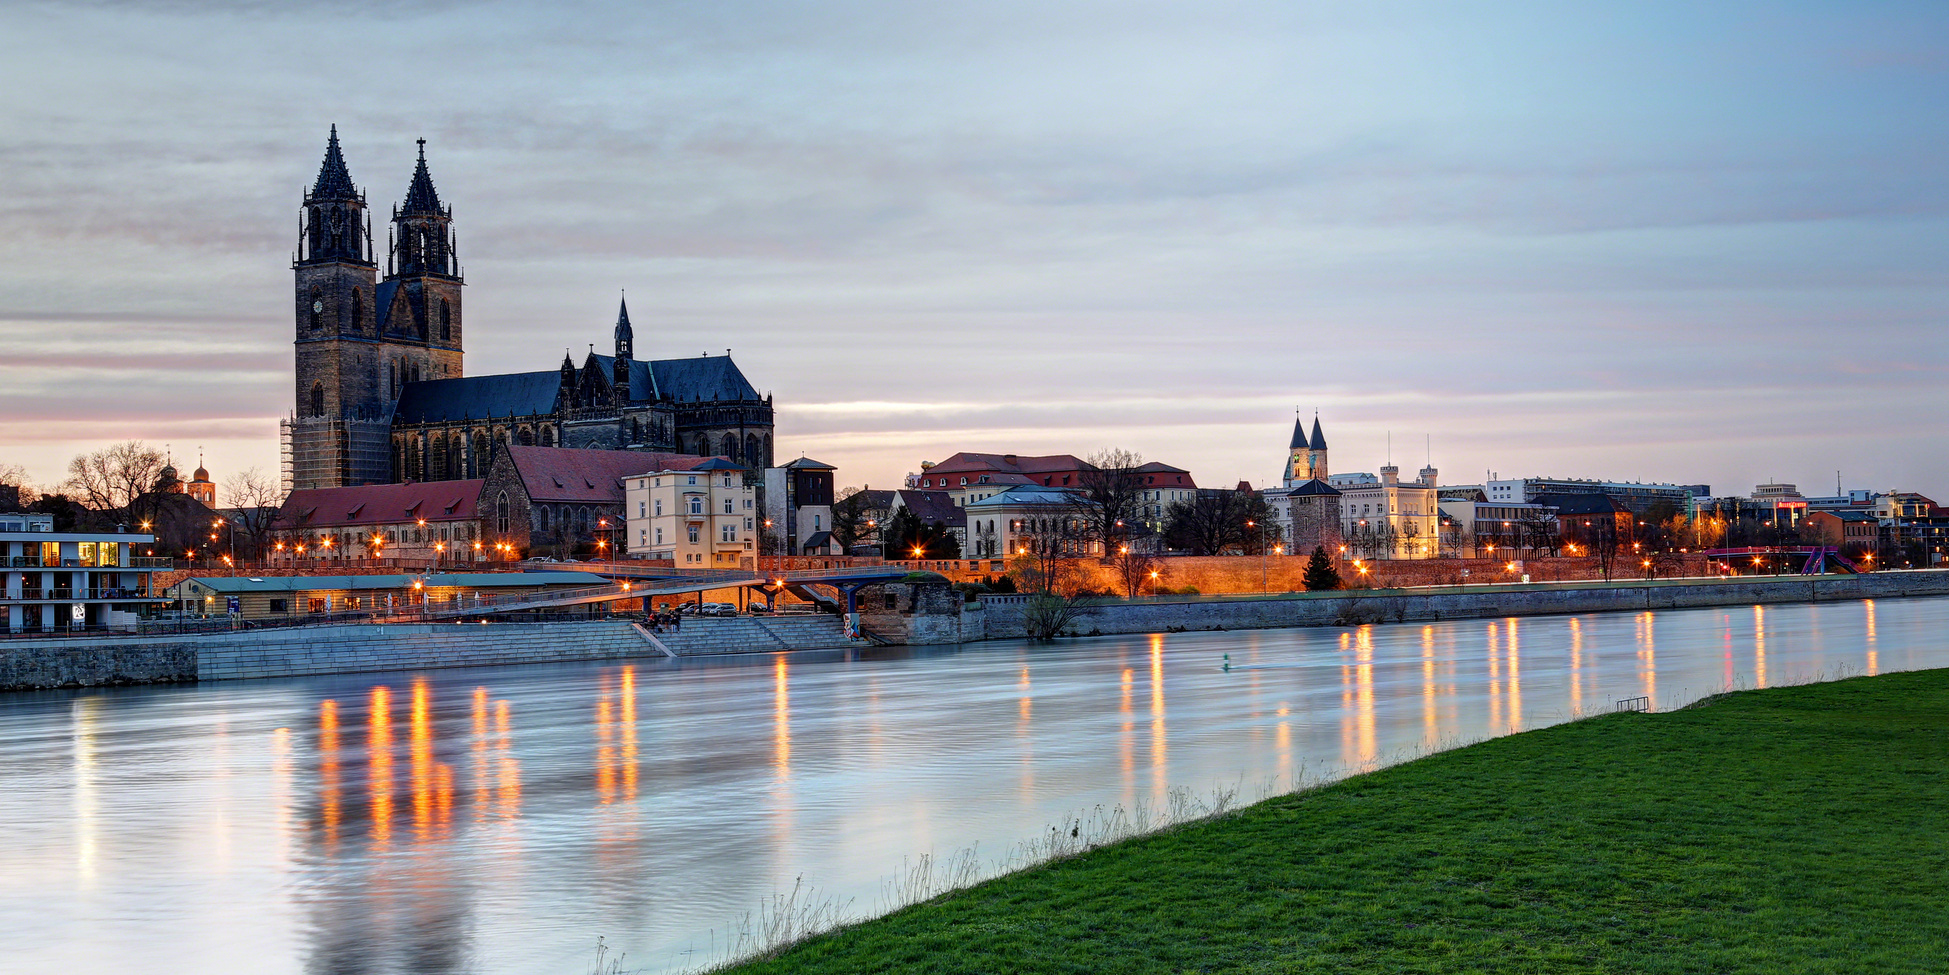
[720,669,1949,974]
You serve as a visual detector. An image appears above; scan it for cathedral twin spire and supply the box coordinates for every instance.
[304,128,457,278]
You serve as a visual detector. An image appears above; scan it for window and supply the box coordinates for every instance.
[722,475,732,488]
[497,492,510,533]
[744,518,752,529]
[721,525,736,542]
[687,498,702,515]
[723,498,734,514]
[440,299,451,341]
[311,383,325,417]
[654,528,663,544]
[687,475,697,486]
[353,291,363,330]
[814,514,822,530]
[687,526,699,544]
[654,499,663,516]
[270,598,289,614]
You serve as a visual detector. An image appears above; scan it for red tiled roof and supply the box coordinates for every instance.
[507,446,717,503]
[925,452,1087,476]
[276,480,484,530]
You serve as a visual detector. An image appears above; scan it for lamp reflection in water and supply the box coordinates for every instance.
[72,696,102,885]
[1752,606,1767,688]
[1864,600,1878,675]
[773,656,792,782]
[1485,622,1503,732]
[1119,667,1135,796]
[1568,617,1584,715]
[320,699,340,849]
[1506,618,1523,732]
[1420,625,1439,747]
[369,685,392,851]
[1636,612,1659,703]
[1339,626,1376,769]
[1149,635,1167,787]
[1016,664,1035,795]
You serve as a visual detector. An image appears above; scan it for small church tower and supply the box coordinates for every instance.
[1284,414,1329,489]
[380,139,464,383]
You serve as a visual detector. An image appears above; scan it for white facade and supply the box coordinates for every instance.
[625,463,757,567]
[1332,465,1441,559]
[2,520,167,633]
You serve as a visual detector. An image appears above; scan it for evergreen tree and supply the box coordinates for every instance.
[1303,545,1342,591]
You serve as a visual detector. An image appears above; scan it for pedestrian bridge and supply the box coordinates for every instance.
[400,563,938,619]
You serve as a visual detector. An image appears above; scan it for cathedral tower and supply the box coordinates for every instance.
[378,139,464,396]
[288,126,391,490]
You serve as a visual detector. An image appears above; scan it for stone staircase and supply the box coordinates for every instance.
[648,613,859,656]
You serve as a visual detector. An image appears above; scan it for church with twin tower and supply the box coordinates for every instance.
[283,128,775,491]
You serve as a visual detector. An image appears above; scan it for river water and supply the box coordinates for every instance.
[2,596,1945,974]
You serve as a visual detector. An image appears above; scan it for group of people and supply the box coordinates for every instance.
[643,610,683,633]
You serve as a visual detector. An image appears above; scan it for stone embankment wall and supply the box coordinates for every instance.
[0,614,860,691]
[976,571,1949,641]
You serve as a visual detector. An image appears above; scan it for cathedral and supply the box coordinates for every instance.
[283,128,774,491]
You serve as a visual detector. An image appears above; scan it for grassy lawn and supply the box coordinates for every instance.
[720,669,1949,974]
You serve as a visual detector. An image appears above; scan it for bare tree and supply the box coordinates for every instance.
[831,488,875,553]
[0,463,33,510]
[1162,490,1277,555]
[1071,448,1145,561]
[64,441,171,528]
[222,467,285,561]
[1112,543,1159,598]
[1012,514,1095,640]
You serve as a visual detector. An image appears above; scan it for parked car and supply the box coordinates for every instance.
[698,602,738,617]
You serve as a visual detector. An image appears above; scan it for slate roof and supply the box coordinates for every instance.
[781,456,836,470]
[1285,478,1342,497]
[276,480,483,531]
[1537,493,1628,516]
[963,484,1085,508]
[892,489,967,528]
[687,457,747,472]
[852,489,897,511]
[507,446,711,503]
[590,354,763,403]
[401,140,444,214]
[310,125,358,200]
[394,371,563,423]
[1310,417,1327,451]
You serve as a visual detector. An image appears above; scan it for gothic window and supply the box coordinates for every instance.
[352,291,363,331]
[541,425,556,448]
[721,434,737,458]
[763,435,772,468]
[518,427,535,447]
[538,507,551,533]
[440,299,451,341]
[497,493,510,534]
[308,291,322,331]
[472,432,489,474]
[311,383,325,417]
[745,434,759,467]
[431,436,448,480]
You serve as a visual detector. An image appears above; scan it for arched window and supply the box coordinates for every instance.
[472,431,490,475]
[518,427,535,447]
[721,434,737,458]
[311,383,325,417]
[538,506,551,533]
[431,436,448,481]
[762,434,772,468]
[541,425,556,448]
[745,434,759,467]
[352,290,363,331]
[497,492,510,534]
[440,299,451,341]
[308,291,322,331]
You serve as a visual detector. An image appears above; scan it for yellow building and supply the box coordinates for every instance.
[625,458,756,567]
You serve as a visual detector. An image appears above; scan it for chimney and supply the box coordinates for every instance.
[1003,454,1017,465]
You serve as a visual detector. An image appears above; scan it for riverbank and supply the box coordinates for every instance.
[719,667,1949,974]
[967,568,1949,640]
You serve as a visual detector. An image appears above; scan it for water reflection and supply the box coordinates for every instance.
[8,597,1949,975]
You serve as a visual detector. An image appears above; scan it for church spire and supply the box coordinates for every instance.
[614,294,634,360]
[309,124,358,201]
[400,138,444,215]
[1309,415,1327,451]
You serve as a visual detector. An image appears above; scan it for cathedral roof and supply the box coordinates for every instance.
[310,125,358,200]
[614,297,633,353]
[400,139,444,214]
[591,354,764,404]
[394,371,564,423]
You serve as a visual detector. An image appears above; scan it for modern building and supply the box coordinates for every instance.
[1438,499,1559,558]
[282,129,775,491]
[2,516,167,633]
[1485,477,1708,516]
[625,458,756,566]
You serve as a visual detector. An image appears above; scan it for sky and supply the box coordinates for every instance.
[1,1,1944,502]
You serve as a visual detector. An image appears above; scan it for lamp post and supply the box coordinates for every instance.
[1247,519,1267,593]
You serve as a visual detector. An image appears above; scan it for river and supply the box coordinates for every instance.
[2,596,1944,974]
